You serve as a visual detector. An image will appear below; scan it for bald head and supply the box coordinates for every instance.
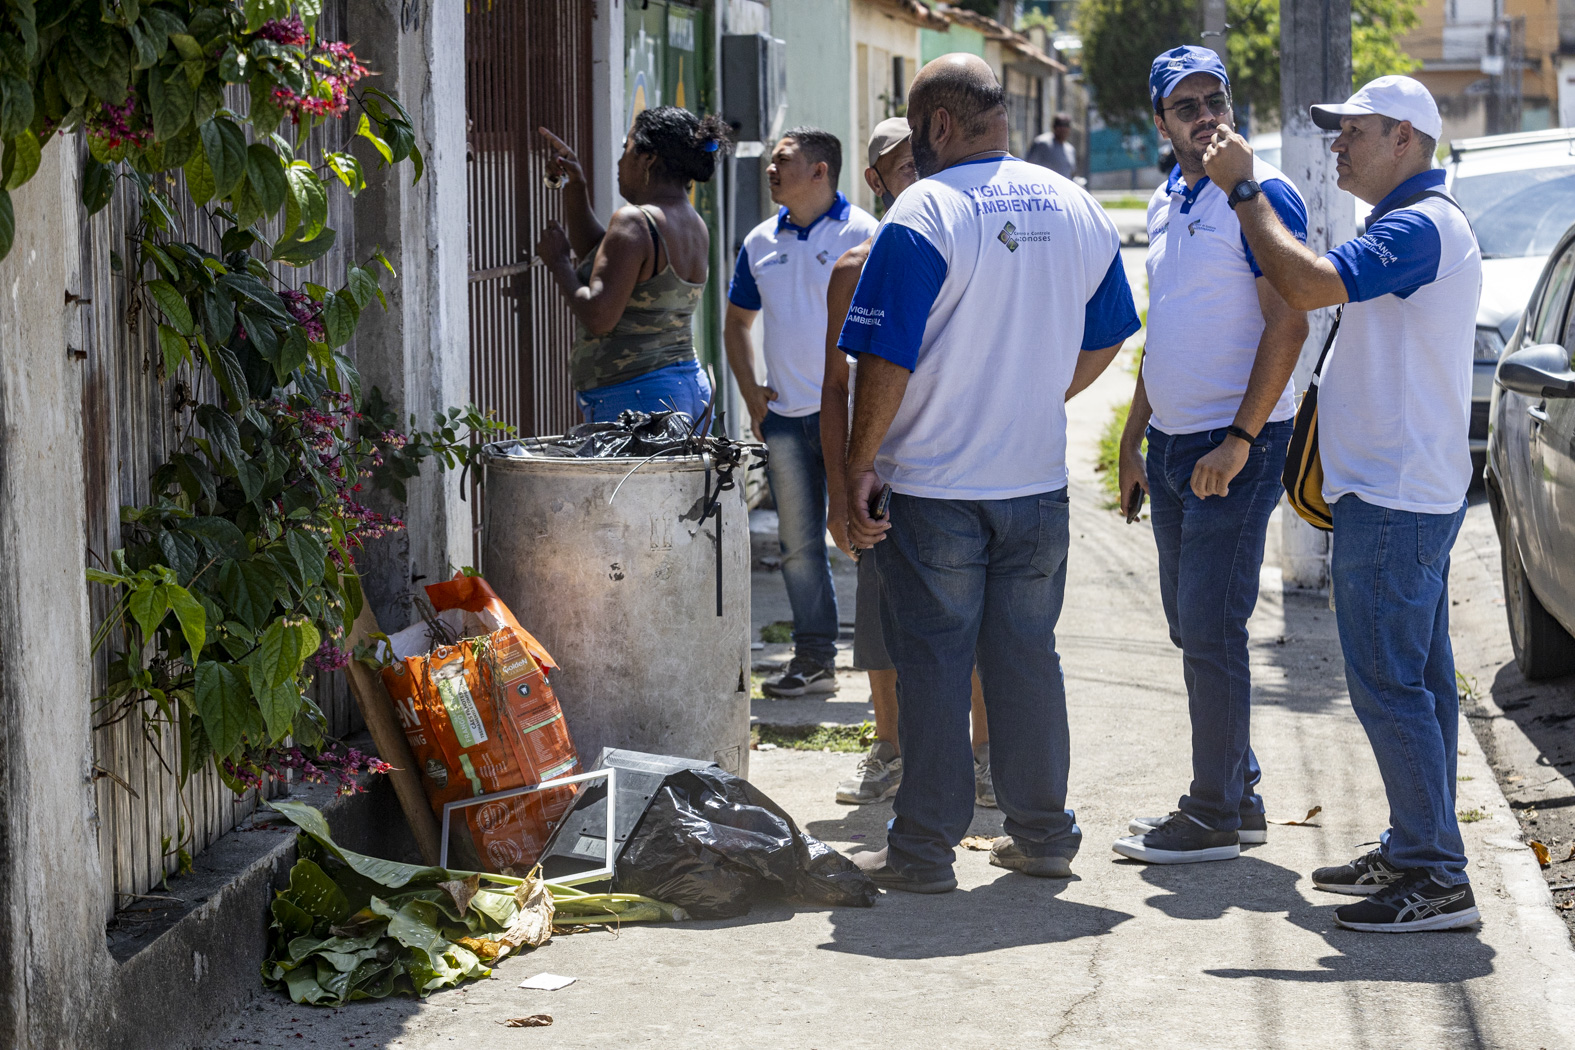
[909,54,1005,137]
[906,53,1009,176]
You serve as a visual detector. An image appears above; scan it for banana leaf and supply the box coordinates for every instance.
[261,800,682,1006]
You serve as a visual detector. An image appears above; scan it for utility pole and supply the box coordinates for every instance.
[1278,0,1354,590]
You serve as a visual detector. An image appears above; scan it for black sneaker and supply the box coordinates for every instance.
[1111,812,1240,864]
[761,656,838,698]
[851,847,957,894]
[1333,871,1481,932]
[1129,809,1268,845]
[1312,848,1407,896]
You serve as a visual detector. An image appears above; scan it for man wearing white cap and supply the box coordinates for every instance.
[1202,75,1483,932]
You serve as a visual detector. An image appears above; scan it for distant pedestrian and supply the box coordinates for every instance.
[726,127,879,697]
[1109,46,1310,866]
[840,54,1140,893]
[1027,113,1077,178]
[534,108,730,423]
[820,118,997,810]
[1204,75,1483,932]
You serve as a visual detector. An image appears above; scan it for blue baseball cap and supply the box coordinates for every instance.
[1149,46,1230,113]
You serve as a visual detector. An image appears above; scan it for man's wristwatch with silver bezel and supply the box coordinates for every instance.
[1226,179,1262,210]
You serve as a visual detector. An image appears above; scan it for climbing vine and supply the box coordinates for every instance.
[0,0,511,791]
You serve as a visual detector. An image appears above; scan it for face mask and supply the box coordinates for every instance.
[880,191,895,211]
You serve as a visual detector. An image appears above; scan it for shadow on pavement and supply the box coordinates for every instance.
[817,873,1134,959]
[1482,660,1575,775]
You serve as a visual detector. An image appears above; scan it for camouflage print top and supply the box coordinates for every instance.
[571,207,705,391]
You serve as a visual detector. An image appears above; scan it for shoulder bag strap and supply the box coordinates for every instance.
[1310,305,1343,381]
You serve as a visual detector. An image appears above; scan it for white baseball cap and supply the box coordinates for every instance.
[1310,75,1443,140]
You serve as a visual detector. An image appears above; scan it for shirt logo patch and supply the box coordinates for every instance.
[816,250,830,264]
[998,221,1020,252]
[1187,220,1218,236]
[766,253,789,266]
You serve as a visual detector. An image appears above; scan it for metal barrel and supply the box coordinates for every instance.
[480,442,751,778]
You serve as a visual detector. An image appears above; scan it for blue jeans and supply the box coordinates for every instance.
[759,410,838,665]
[1147,420,1291,832]
[1331,493,1469,885]
[874,489,1081,879]
[576,358,713,424]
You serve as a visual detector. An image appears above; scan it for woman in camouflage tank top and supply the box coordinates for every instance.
[536,108,731,425]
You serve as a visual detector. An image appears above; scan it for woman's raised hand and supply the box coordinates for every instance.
[538,127,585,186]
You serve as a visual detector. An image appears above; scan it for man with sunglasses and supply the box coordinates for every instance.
[1110,46,1310,866]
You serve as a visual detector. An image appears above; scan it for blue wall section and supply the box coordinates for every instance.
[769,0,854,193]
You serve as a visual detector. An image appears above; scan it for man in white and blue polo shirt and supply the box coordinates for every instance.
[724,127,878,697]
[1110,47,1311,868]
[838,54,1141,893]
[1204,75,1483,932]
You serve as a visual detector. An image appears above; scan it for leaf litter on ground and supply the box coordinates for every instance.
[262,800,684,1006]
[501,1015,553,1027]
[1266,806,1322,826]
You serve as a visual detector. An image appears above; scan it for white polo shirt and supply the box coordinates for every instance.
[1144,159,1308,434]
[837,157,1141,500]
[1320,168,1482,514]
[729,192,879,418]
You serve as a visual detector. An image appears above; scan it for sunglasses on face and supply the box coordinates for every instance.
[1162,92,1231,123]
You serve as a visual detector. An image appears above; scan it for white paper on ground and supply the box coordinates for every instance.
[518,973,576,991]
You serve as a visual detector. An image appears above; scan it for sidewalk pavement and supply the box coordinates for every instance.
[214,263,1575,1049]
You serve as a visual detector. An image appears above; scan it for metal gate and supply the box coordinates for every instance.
[465,0,594,441]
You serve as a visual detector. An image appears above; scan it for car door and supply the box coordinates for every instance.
[1506,244,1575,589]
[1539,314,1575,629]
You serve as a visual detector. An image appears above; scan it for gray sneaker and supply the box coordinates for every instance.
[762,655,838,698]
[1129,809,1267,844]
[974,747,996,808]
[836,741,903,804]
[988,837,1073,878]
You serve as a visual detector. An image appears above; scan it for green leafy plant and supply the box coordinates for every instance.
[13,0,514,794]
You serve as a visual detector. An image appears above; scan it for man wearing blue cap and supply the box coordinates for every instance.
[1109,46,1310,867]
[1202,75,1483,932]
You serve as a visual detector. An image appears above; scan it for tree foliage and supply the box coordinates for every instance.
[1077,0,1423,128]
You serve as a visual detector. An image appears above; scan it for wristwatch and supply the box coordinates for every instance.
[1226,180,1262,210]
[1226,424,1258,445]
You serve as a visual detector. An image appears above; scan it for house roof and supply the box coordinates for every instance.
[864,0,951,30]
[931,4,1066,74]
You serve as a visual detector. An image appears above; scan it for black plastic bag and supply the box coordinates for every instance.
[615,768,878,919]
[548,409,697,459]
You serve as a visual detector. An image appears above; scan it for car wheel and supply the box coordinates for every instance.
[1501,521,1575,680]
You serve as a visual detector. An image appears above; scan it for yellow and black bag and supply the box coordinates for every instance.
[1283,306,1341,532]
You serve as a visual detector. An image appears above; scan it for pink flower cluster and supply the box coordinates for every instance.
[224,743,395,795]
[256,15,308,47]
[270,40,369,123]
[308,637,349,672]
[279,288,326,342]
[88,97,151,151]
[260,393,409,548]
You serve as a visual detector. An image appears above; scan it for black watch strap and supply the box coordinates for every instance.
[1227,179,1262,209]
[1226,424,1258,444]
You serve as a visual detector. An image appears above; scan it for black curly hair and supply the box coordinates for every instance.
[629,106,733,184]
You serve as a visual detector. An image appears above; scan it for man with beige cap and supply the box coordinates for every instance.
[821,118,995,810]
[1203,74,1483,932]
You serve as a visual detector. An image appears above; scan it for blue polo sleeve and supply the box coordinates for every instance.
[728,245,762,310]
[1083,253,1142,350]
[836,223,947,371]
[1243,178,1308,277]
[1326,209,1442,302]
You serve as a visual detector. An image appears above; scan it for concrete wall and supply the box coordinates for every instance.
[0,136,107,1050]
[351,0,473,633]
[850,3,922,211]
[770,0,855,193]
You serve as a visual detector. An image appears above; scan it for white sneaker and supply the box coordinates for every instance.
[835,741,902,804]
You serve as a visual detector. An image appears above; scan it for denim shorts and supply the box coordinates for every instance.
[576,358,712,425]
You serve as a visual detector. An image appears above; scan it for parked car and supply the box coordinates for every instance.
[1449,129,1575,455]
[1484,222,1575,679]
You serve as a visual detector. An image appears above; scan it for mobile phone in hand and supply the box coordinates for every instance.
[1125,483,1146,524]
[872,483,893,521]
